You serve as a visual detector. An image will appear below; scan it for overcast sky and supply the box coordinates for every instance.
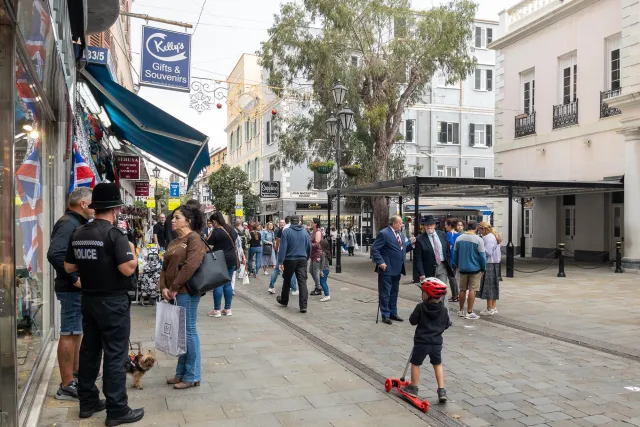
[129,0,515,158]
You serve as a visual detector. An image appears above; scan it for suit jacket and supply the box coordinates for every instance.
[372,226,414,276]
[414,231,454,278]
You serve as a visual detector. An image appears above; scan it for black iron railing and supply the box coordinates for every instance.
[515,112,535,138]
[552,99,578,129]
[600,88,622,118]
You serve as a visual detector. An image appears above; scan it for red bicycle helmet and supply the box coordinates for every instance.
[418,277,448,299]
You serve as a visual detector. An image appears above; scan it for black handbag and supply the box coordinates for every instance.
[184,235,230,296]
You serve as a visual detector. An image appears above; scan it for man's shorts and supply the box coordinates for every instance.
[459,272,482,292]
[56,292,83,335]
[411,344,442,366]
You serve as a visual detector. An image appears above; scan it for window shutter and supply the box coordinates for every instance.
[475,27,482,48]
[486,125,493,147]
[439,122,446,143]
[487,28,493,44]
[266,121,271,144]
[475,69,482,90]
[532,80,535,112]
[469,124,475,146]
[452,123,459,144]
[486,70,493,92]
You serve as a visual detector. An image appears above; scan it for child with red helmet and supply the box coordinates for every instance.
[401,278,451,403]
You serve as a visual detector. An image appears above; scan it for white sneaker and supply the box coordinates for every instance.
[457,310,466,317]
[479,309,493,316]
[320,296,331,302]
[268,288,276,294]
[465,312,480,320]
[292,290,299,295]
[491,308,498,315]
[264,271,269,275]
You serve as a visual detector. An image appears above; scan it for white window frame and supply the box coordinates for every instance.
[405,119,415,143]
[434,71,458,88]
[436,165,445,177]
[473,167,486,178]
[446,166,459,177]
[606,34,621,91]
[475,125,486,146]
[558,52,577,104]
[520,69,535,114]
[474,69,493,91]
[437,121,460,145]
[474,26,493,49]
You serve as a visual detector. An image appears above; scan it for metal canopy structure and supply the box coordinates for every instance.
[326,176,623,279]
[327,176,623,198]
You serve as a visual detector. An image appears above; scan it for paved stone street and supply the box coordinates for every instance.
[38,297,430,427]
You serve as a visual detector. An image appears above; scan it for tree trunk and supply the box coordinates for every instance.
[371,195,389,234]
[370,136,393,234]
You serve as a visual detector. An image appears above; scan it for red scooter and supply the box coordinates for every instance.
[384,352,429,413]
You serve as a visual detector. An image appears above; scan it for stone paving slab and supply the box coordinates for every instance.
[37,298,430,427]
[235,264,640,427]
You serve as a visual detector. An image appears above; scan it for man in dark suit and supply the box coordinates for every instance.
[414,215,454,285]
[372,215,416,325]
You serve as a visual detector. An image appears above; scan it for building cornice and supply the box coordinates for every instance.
[489,0,600,50]
[409,103,495,115]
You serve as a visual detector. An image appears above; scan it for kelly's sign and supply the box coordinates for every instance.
[117,156,140,180]
[140,26,191,92]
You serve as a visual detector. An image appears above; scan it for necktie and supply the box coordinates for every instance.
[395,232,402,248]
[431,233,441,264]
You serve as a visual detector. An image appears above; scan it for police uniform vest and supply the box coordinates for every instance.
[68,219,135,294]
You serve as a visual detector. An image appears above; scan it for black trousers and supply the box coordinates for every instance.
[78,293,131,417]
[280,259,308,308]
[348,246,355,256]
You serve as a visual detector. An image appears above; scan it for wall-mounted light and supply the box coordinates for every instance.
[584,139,591,147]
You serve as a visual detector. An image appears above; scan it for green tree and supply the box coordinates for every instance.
[155,185,171,216]
[260,0,477,230]
[133,199,147,209]
[207,165,259,218]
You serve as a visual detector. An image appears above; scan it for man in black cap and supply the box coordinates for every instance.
[64,183,144,426]
[414,215,453,285]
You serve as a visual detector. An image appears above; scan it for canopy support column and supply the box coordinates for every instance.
[506,186,515,278]
[520,198,526,258]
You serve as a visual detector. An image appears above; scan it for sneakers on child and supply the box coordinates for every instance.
[55,380,78,401]
[457,310,466,317]
[401,384,419,398]
[208,310,222,318]
[222,309,232,316]
[291,290,299,295]
[320,296,331,302]
[437,388,447,403]
[268,288,276,294]
[465,312,480,320]
[480,309,494,316]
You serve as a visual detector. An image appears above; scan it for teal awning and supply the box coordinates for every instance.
[80,64,209,186]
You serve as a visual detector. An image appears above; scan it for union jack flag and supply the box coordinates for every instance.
[16,146,43,273]
[69,144,96,192]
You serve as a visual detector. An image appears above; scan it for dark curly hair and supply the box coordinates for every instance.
[175,200,204,232]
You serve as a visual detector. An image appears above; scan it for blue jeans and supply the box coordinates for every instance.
[378,274,400,319]
[249,247,262,274]
[320,269,330,296]
[214,267,235,310]
[175,293,201,383]
[269,263,297,290]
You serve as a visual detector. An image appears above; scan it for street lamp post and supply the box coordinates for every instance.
[325,81,354,274]
[153,166,161,217]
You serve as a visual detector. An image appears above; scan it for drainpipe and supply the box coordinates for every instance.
[459,79,463,174]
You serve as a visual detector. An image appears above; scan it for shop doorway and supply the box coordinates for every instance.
[564,206,576,255]
[611,203,624,258]
[524,208,533,257]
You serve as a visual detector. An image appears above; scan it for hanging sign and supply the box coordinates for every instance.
[260,181,280,199]
[117,156,140,180]
[170,182,180,197]
[135,181,150,197]
[235,208,244,217]
[235,194,243,206]
[146,198,156,208]
[140,26,191,92]
[168,198,181,211]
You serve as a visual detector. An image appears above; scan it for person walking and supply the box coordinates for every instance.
[159,203,207,389]
[248,226,263,278]
[269,217,298,295]
[261,222,276,275]
[63,183,143,425]
[206,211,239,317]
[230,230,245,295]
[414,215,454,286]
[319,238,331,302]
[47,187,94,401]
[452,221,487,320]
[477,222,502,315]
[346,227,357,256]
[235,219,250,260]
[371,215,415,325]
[309,218,324,296]
[444,218,461,302]
[276,216,311,313]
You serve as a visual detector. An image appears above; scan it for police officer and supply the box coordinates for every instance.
[64,183,144,426]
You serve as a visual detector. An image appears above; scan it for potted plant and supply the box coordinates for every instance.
[309,160,335,174]
[342,164,362,177]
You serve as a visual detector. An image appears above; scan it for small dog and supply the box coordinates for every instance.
[126,350,156,390]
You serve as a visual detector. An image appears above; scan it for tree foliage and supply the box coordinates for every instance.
[260,0,477,230]
[207,164,260,218]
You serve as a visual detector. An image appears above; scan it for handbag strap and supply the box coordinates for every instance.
[219,226,240,268]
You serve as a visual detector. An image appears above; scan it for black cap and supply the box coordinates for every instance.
[89,183,124,209]
[423,215,436,225]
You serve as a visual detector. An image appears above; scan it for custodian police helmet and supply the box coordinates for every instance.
[88,183,124,209]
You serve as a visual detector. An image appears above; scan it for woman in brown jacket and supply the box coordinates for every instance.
[159,203,207,389]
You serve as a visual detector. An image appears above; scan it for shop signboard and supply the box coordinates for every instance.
[168,198,181,211]
[117,156,140,180]
[291,191,318,198]
[140,26,191,92]
[235,208,244,217]
[170,182,180,197]
[296,202,329,211]
[86,46,117,81]
[135,181,150,197]
[146,198,156,208]
[259,181,280,199]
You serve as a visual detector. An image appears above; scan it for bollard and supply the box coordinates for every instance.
[557,243,566,278]
[366,238,370,253]
[615,241,623,273]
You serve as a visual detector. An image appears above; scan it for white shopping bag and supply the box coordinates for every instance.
[237,264,245,279]
[155,301,187,357]
[243,272,250,285]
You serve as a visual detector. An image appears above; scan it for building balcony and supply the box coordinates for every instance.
[515,112,536,138]
[552,100,578,129]
[600,88,622,118]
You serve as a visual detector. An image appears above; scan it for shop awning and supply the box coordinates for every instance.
[80,64,209,186]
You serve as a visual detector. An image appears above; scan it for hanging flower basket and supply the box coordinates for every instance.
[309,160,335,174]
[342,164,362,177]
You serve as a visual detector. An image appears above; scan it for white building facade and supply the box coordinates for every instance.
[490,0,633,264]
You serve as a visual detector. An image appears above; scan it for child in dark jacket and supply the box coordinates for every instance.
[401,278,451,403]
